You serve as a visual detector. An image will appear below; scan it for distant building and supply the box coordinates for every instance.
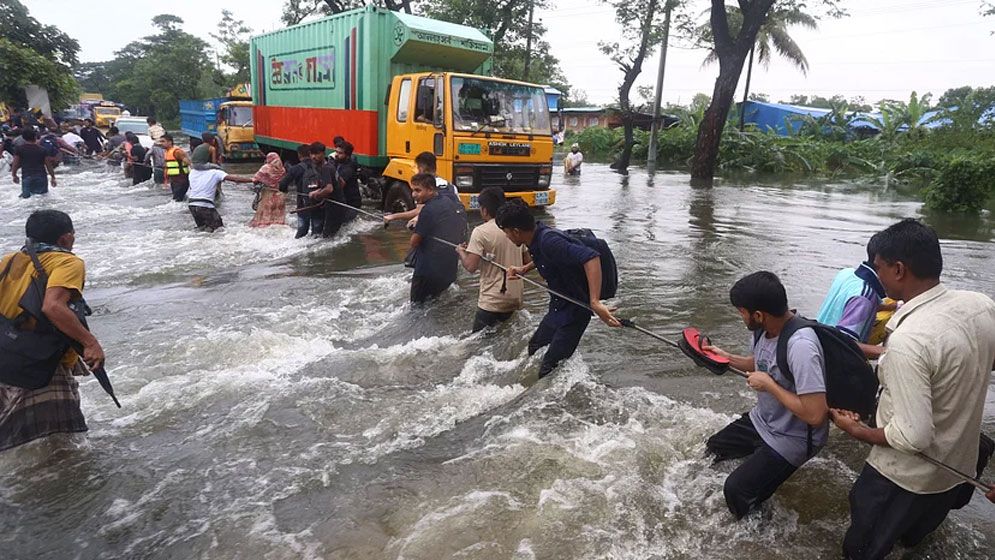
[561,107,677,133]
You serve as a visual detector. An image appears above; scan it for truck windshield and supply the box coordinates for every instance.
[227,106,253,126]
[95,107,120,116]
[451,77,550,135]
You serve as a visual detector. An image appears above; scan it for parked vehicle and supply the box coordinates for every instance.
[249,5,555,212]
[113,117,154,149]
[179,84,262,160]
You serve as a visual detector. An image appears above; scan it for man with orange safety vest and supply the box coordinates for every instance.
[162,134,191,201]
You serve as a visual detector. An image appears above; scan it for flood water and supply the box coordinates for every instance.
[1,159,993,560]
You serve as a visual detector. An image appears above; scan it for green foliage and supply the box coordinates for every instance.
[0,38,79,110]
[211,10,253,87]
[922,157,995,213]
[422,0,570,93]
[0,0,80,110]
[99,16,217,123]
[570,126,624,158]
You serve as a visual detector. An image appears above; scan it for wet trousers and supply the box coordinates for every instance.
[471,308,514,333]
[20,174,48,198]
[410,275,453,304]
[527,313,591,379]
[170,175,190,202]
[706,413,799,519]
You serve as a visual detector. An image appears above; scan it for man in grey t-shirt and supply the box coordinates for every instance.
[703,271,829,519]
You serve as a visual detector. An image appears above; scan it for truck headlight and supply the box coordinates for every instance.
[455,175,474,188]
[538,174,551,187]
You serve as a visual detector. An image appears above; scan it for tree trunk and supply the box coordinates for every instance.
[614,119,635,172]
[690,0,776,186]
[738,44,754,132]
[689,63,746,186]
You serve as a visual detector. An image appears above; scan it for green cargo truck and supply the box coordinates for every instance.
[250,5,556,212]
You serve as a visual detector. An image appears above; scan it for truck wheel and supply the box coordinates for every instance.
[383,181,414,213]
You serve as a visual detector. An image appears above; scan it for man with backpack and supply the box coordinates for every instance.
[496,202,621,379]
[406,172,467,303]
[0,210,104,451]
[702,271,830,519]
[828,219,995,560]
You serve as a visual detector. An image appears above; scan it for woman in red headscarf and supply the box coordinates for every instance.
[249,152,287,227]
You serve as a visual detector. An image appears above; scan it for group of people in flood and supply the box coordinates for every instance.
[1,128,994,560]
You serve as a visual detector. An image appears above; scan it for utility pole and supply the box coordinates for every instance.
[523,0,535,81]
[646,2,672,167]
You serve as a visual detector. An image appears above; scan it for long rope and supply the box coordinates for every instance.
[321,198,747,377]
[322,198,995,493]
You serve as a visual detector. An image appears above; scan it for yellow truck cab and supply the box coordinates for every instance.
[216,100,262,160]
[93,103,122,129]
[382,72,555,211]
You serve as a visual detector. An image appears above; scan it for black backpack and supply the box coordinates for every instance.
[754,315,879,419]
[561,228,619,299]
[40,135,60,157]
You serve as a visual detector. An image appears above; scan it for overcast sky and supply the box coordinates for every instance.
[24,0,995,106]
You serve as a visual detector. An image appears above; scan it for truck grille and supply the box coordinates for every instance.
[471,165,544,193]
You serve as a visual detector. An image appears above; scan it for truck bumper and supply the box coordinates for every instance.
[460,189,556,210]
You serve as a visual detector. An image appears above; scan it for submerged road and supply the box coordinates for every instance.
[1,159,993,559]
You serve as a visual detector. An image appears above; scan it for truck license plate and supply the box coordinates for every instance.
[534,192,549,205]
[488,142,530,156]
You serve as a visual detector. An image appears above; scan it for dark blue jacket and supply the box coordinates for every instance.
[528,222,599,323]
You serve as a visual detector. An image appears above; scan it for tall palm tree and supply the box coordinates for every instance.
[698,6,817,130]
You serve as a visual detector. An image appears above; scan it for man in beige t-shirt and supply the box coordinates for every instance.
[457,187,530,332]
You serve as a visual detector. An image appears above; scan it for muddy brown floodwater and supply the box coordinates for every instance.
[1,159,992,559]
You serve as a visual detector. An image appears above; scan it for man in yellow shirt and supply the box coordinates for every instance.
[0,210,105,452]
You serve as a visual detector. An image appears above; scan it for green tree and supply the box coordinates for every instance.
[688,0,845,186]
[699,5,816,130]
[102,15,216,123]
[422,0,570,94]
[600,0,666,172]
[0,0,80,110]
[211,10,252,86]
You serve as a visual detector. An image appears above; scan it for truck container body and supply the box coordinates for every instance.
[250,5,555,211]
[179,97,225,138]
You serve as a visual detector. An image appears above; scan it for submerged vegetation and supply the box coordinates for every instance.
[568,87,995,212]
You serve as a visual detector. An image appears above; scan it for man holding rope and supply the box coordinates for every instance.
[496,202,621,379]
[829,219,995,560]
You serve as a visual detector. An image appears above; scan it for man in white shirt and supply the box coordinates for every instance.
[564,143,583,175]
[186,149,253,232]
[456,187,530,332]
[830,218,995,560]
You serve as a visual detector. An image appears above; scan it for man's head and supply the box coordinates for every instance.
[571,143,580,153]
[410,173,437,204]
[871,218,942,300]
[84,118,93,127]
[26,210,75,249]
[495,200,535,246]
[108,126,119,136]
[415,151,437,174]
[332,135,345,148]
[729,271,789,332]
[297,143,310,160]
[866,231,884,264]
[162,134,174,147]
[309,142,326,165]
[147,117,156,125]
[125,132,139,144]
[201,131,215,144]
[21,129,37,143]
[334,140,354,162]
[477,187,505,221]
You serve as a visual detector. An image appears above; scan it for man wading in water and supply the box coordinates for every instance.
[496,202,621,378]
[829,219,995,560]
[0,210,104,451]
[407,172,467,303]
[186,149,253,232]
[702,271,829,519]
[456,187,529,332]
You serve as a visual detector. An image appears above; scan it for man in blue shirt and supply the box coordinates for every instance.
[816,233,886,358]
[496,202,621,378]
[408,173,467,303]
